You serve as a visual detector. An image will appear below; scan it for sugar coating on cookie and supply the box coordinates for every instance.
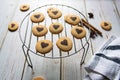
[71,25,86,39]
[32,76,45,80]
[20,4,30,12]
[64,14,81,25]
[36,40,53,54]
[49,22,63,34]
[30,12,45,23]
[47,7,62,19]
[32,25,48,37]
[100,21,112,31]
[8,21,19,32]
[56,37,73,52]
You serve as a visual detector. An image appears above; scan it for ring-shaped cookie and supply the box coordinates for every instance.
[71,25,86,39]
[32,25,48,37]
[36,40,53,54]
[49,22,63,34]
[100,21,112,31]
[30,12,45,23]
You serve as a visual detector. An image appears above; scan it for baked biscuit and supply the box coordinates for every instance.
[32,25,48,37]
[100,21,112,31]
[71,25,86,39]
[32,76,45,80]
[8,22,19,32]
[30,12,45,23]
[56,37,73,52]
[20,4,30,12]
[64,14,81,25]
[36,40,53,54]
[49,22,63,34]
[47,7,62,19]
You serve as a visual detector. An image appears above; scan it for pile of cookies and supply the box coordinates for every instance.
[28,7,87,54]
[8,5,112,55]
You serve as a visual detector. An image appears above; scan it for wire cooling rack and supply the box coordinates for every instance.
[19,4,90,59]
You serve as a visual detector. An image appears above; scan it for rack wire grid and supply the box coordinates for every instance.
[19,4,90,80]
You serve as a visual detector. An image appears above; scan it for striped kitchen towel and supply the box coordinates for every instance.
[84,36,120,80]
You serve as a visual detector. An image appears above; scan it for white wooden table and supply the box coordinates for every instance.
[0,0,120,80]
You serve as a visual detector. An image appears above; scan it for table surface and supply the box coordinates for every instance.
[0,0,120,80]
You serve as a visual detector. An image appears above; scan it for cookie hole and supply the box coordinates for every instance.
[36,27,43,32]
[11,24,15,28]
[53,25,59,29]
[34,14,40,19]
[52,11,58,15]
[71,17,77,21]
[61,39,68,46]
[76,29,83,34]
[41,42,49,48]
[23,6,27,8]
[104,22,109,26]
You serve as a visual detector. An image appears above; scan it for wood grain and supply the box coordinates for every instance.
[0,0,120,80]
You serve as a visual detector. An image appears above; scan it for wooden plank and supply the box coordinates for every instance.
[0,0,120,80]
[22,0,62,80]
[0,0,39,80]
[85,0,120,52]
[113,0,120,23]
[0,0,21,49]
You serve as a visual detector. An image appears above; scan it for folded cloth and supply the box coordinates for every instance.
[84,36,120,80]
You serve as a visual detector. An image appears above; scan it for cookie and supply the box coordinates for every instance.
[8,22,19,32]
[49,22,63,34]
[56,37,73,52]
[30,12,45,23]
[36,40,53,54]
[20,4,30,12]
[64,14,81,25]
[47,7,62,19]
[32,76,45,80]
[32,25,48,37]
[71,25,86,39]
[100,21,112,31]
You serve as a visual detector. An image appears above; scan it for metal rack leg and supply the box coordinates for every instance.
[21,44,34,80]
[80,37,90,65]
[22,45,33,69]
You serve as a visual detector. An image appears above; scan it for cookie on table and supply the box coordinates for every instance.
[56,37,73,52]
[8,21,19,32]
[32,76,45,80]
[32,25,48,37]
[20,4,30,12]
[47,7,62,19]
[49,22,63,34]
[100,21,112,31]
[71,25,86,39]
[64,14,81,25]
[36,40,53,54]
[30,12,45,23]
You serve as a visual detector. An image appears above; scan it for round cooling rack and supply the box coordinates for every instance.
[19,4,90,59]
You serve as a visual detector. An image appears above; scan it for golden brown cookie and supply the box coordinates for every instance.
[32,25,48,37]
[32,76,45,80]
[8,21,19,32]
[100,21,112,31]
[71,25,86,39]
[36,40,53,54]
[30,12,45,23]
[47,7,62,19]
[64,14,81,25]
[20,4,30,12]
[49,22,63,34]
[56,37,73,52]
